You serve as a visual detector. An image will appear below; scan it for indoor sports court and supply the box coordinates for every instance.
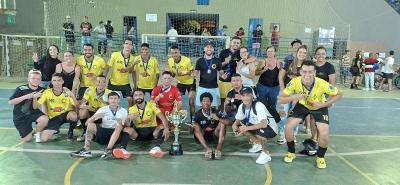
[1,0,399,185]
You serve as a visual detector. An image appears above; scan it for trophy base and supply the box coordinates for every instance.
[169,144,183,155]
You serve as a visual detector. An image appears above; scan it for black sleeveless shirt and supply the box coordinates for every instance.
[61,64,76,90]
[258,66,280,87]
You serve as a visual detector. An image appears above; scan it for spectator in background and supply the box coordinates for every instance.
[340,50,351,85]
[62,15,75,51]
[271,25,280,50]
[80,16,92,52]
[202,28,212,36]
[379,50,395,91]
[32,45,62,88]
[105,20,114,53]
[93,21,107,56]
[350,50,363,90]
[363,53,379,91]
[127,26,137,54]
[218,25,228,36]
[235,27,245,39]
[167,26,179,49]
[252,24,263,57]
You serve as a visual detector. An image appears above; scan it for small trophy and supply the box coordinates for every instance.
[165,102,187,155]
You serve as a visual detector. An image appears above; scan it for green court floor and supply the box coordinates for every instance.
[1,86,400,185]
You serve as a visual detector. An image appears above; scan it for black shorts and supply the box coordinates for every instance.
[77,87,88,100]
[177,80,196,95]
[94,125,121,145]
[194,130,217,144]
[135,127,156,140]
[13,109,45,138]
[46,112,73,131]
[383,73,394,79]
[248,125,277,139]
[289,103,330,124]
[108,82,132,98]
[137,88,153,95]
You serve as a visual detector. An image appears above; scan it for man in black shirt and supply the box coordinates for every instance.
[192,92,226,160]
[195,42,224,108]
[8,70,48,142]
[220,73,245,126]
[218,37,241,106]
[62,15,75,51]
[105,20,114,53]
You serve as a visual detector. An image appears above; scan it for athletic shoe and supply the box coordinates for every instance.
[283,152,296,163]
[149,146,164,158]
[113,148,132,159]
[371,88,376,91]
[67,131,73,141]
[35,132,41,143]
[76,133,85,142]
[248,144,262,153]
[364,88,370,91]
[70,148,92,158]
[101,149,114,160]
[294,136,297,143]
[316,157,327,169]
[256,151,271,164]
[276,134,286,145]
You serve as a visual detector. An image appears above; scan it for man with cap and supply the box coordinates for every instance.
[62,15,75,51]
[194,41,225,108]
[232,87,279,164]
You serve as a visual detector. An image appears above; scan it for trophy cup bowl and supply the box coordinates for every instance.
[165,105,187,156]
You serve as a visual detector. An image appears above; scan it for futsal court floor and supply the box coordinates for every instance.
[0,83,399,185]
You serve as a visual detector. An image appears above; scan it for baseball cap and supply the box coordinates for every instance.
[240,86,255,96]
[291,38,302,46]
[66,15,71,19]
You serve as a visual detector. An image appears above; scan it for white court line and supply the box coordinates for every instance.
[334,105,400,110]
[122,184,210,185]
[1,147,399,157]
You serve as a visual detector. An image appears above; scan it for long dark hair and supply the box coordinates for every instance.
[288,45,308,76]
[46,44,60,59]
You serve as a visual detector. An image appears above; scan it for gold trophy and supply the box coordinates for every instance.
[165,102,187,155]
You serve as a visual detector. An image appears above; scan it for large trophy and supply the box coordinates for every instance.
[165,102,187,155]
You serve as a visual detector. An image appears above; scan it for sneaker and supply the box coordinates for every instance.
[248,144,262,153]
[256,151,271,164]
[316,157,327,169]
[67,131,73,141]
[364,88,370,91]
[35,132,41,143]
[113,148,132,159]
[70,148,92,158]
[294,136,297,143]
[101,149,114,160]
[283,152,296,163]
[76,133,85,142]
[371,88,376,91]
[276,135,286,145]
[149,146,164,158]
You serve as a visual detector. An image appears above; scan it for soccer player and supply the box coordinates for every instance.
[192,92,226,160]
[218,37,241,105]
[34,73,79,142]
[232,87,279,164]
[115,89,170,159]
[278,60,342,169]
[9,70,48,142]
[78,75,112,141]
[76,43,108,101]
[107,38,135,107]
[151,71,184,126]
[167,45,196,120]
[132,43,160,99]
[71,91,128,159]
[195,42,225,108]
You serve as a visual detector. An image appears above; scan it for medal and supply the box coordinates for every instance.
[207,69,211,74]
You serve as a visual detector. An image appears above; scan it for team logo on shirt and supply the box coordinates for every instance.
[212,64,216,69]
[329,85,334,91]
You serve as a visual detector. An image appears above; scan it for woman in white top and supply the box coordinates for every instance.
[236,47,256,87]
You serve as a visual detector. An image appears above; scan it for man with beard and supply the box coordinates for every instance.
[76,43,108,101]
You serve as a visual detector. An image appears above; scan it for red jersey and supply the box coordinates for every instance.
[151,85,182,113]
[363,58,378,72]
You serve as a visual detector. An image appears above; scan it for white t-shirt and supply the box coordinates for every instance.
[383,56,395,74]
[235,102,278,134]
[95,105,128,129]
[167,28,178,42]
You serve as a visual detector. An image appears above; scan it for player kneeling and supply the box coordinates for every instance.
[232,87,279,164]
[71,91,128,159]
